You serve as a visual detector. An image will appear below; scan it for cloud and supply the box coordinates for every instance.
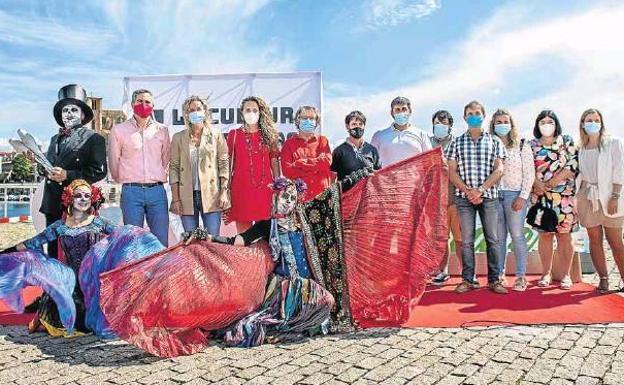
[0,0,297,142]
[322,1,624,146]
[361,0,441,30]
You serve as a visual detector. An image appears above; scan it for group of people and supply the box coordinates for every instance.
[1,83,624,356]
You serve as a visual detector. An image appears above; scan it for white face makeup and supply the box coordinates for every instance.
[61,104,82,129]
[275,184,298,215]
[72,185,92,213]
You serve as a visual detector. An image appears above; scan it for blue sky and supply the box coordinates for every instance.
[1,0,623,149]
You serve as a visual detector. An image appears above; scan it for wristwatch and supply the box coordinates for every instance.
[477,186,486,194]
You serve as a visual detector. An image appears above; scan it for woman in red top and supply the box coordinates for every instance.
[281,106,333,202]
[227,96,281,232]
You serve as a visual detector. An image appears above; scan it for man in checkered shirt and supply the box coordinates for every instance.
[445,101,508,295]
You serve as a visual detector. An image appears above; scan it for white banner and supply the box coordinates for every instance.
[122,72,323,138]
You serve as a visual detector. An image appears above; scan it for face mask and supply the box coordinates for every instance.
[466,114,483,128]
[244,111,260,125]
[349,127,364,139]
[584,122,601,135]
[133,103,153,119]
[494,123,511,137]
[61,104,82,129]
[299,118,316,133]
[539,123,556,137]
[188,110,205,125]
[393,112,410,126]
[433,124,450,139]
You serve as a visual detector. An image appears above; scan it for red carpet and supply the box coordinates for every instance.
[4,279,624,328]
[406,276,624,327]
[0,287,40,325]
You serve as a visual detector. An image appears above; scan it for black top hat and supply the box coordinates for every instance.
[53,84,94,128]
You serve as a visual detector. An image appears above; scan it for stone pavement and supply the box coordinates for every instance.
[1,224,624,384]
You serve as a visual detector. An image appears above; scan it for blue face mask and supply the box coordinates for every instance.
[393,112,410,126]
[466,114,483,128]
[494,123,511,137]
[188,111,205,124]
[433,124,450,139]
[299,118,316,133]
[584,121,601,135]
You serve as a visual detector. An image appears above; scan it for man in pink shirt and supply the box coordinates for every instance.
[108,89,171,246]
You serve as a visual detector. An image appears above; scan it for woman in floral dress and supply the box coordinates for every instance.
[529,110,578,290]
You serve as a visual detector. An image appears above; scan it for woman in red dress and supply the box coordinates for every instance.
[227,96,281,232]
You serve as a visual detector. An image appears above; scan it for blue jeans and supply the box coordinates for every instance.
[180,190,222,236]
[456,196,501,283]
[121,184,169,247]
[497,190,529,277]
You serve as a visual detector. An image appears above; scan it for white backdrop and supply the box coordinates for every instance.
[122,72,323,136]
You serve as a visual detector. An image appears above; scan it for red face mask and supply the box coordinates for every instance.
[133,103,153,119]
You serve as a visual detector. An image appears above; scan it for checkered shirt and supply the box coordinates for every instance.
[445,131,507,199]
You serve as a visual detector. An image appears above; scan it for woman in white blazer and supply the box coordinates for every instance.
[577,108,624,292]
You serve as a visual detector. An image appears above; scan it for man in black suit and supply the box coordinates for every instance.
[41,84,107,258]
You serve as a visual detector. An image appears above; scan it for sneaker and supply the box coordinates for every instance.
[432,272,450,286]
[488,281,508,294]
[560,275,573,290]
[455,280,475,294]
[512,277,528,292]
[471,279,481,289]
[597,277,609,293]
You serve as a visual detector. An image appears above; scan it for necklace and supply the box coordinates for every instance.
[243,129,266,188]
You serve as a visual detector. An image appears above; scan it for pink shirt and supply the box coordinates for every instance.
[108,118,171,183]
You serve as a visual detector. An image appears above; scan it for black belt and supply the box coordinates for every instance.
[124,182,163,188]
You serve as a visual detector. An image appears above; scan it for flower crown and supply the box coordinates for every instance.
[60,179,105,210]
[270,177,307,194]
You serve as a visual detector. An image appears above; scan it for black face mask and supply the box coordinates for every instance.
[349,127,364,139]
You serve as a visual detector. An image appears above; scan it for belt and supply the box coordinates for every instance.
[124,182,163,188]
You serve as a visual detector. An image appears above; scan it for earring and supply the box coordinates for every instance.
[67,206,72,215]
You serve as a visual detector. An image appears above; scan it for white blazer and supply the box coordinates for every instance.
[577,135,624,218]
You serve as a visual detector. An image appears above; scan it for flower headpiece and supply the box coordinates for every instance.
[270,176,307,195]
[60,179,105,211]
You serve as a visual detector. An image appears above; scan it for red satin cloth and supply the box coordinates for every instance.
[99,242,274,357]
[342,147,448,328]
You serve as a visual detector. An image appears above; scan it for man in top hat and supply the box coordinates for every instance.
[41,84,107,258]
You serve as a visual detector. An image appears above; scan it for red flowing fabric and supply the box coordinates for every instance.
[99,242,275,357]
[342,147,448,328]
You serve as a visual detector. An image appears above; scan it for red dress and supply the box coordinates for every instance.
[227,128,278,222]
[281,134,334,202]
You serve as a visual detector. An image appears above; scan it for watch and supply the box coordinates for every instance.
[477,186,486,194]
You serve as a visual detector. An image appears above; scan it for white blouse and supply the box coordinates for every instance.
[499,140,535,199]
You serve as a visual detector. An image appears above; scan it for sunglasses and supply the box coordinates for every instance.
[73,192,92,199]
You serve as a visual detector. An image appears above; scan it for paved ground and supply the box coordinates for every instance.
[1,223,624,384]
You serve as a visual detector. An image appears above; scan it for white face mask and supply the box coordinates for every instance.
[243,111,260,125]
[539,123,556,137]
[61,104,82,129]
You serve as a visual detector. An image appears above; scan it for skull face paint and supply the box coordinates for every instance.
[61,104,82,129]
[275,184,298,216]
[72,185,92,213]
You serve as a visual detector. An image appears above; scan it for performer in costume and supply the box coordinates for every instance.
[0,180,163,337]
[42,84,107,259]
[98,177,336,357]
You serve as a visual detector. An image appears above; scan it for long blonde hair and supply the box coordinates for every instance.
[240,96,279,147]
[579,108,605,149]
[182,95,212,131]
[489,108,519,148]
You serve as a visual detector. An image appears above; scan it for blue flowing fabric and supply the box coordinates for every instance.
[79,225,164,338]
[0,224,161,337]
[0,250,77,333]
